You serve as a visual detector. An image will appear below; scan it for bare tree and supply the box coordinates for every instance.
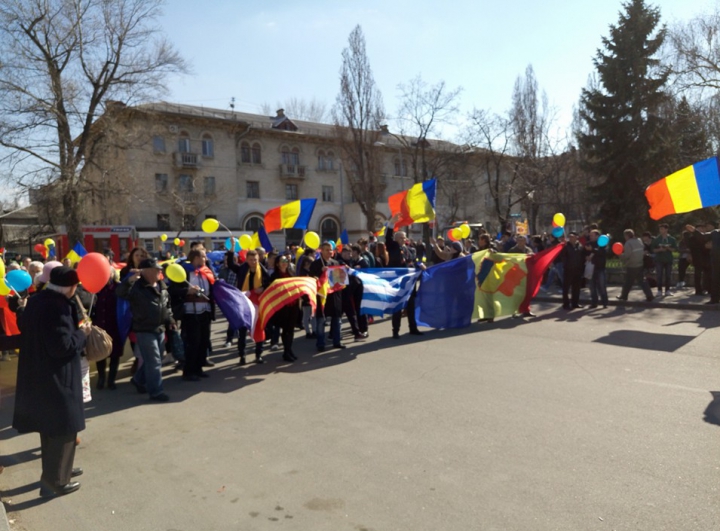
[670,5,720,92]
[394,75,463,183]
[261,97,329,123]
[332,25,386,232]
[0,0,188,243]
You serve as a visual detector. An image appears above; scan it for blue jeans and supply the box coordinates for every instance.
[590,269,608,306]
[315,316,341,348]
[134,331,165,397]
[655,262,672,291]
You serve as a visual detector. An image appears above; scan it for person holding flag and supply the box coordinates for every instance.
[228,249,270,365]
[310,242,345,352]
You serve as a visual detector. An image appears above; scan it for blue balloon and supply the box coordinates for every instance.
[597,234,609,247]
[5,269,32,292]
[551,226,564,238]
[225,237,240,252]
[329,240,336,250]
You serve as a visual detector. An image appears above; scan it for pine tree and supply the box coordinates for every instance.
[577,0,672,238]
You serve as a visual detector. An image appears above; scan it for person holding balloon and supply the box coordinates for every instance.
[116,258,177,402]
[561,232,585,310]
[617,229,655,302]
[585,230,609,308]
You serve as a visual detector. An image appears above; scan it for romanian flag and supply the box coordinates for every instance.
[388,178,436,228]
[65,242,88,264]
[336,229,349,252]
[253,277,317,342]
[251,225,273,251]
[374,226,385,238]
[415,245,563,329]
[645,157,720,220]
[264,199,317,233]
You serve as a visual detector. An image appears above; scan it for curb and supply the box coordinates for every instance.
[534,295,720,312]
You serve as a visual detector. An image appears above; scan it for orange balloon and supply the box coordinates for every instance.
[77,252,112,294]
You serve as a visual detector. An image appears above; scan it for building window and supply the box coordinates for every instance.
[203,176,216,196]
[318,150,326,171]
[178,133,190,153]
[144,239,156,252]
[285,184,298,200]
[155,173,168,193]
[326,151,335,171]
[153,135,166,153]
[183,215,196,230]
[201,134,214,157]
[246,181,260,199]
[321,218,339,243]
[205,214,217,220]
[178,174,194,192]
[244,216,263,233]
[394,158,408,177]
[322,185,334,202]
[240,141,251,163]
[252,143,262,164]
[281,146,300,167]
[157,213,171,230]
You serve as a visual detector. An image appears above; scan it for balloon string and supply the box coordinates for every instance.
[87,292,95,321]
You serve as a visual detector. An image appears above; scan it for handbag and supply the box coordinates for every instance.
[583,261,595,280]
[75,296,113,363]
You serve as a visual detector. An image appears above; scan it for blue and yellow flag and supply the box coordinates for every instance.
[65,242,88,265]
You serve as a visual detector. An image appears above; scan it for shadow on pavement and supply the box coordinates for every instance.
[593,330,696,352]
[703,391,720,427]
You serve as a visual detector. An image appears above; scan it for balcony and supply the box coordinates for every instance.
[177,191,200,204]
[174,152,200,169]
[279,164,306,180]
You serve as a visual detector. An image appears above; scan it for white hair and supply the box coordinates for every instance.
[44,282,74,297]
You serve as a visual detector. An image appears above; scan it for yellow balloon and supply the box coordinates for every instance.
[0,260,5,279]
[173,237,181,246]
[160,234,168,242]
[459,223,471,239]
[165,263,187,283]
[239,234,254,250]
[202,218,220,233]
[0,280,10,296]
[304,231,320,249]
[296,247,304,262]
[451,228,463,241]
[44,238,55,248]
[553,213,566,227]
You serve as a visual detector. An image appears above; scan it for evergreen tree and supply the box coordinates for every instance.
[674,97,711,167]
[577,0,672,238]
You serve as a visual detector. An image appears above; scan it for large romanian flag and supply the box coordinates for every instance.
[645,157,720,220]
[388,178,436,228]
[65,242,88,265]
[264,199,317,233]
[415,245,564,329]
[251,225,273,251]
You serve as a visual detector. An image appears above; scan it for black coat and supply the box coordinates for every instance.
[13,290,87,436]
[117,276,175,333]
[309,256,342,318]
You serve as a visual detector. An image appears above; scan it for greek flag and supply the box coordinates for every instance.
[352,268,421,316]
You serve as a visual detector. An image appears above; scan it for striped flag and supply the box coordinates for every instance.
[66,242,88,264]
[253,277,317,342]
[264,199,317,233]
[251,225,273,251]
[351,268,421,316]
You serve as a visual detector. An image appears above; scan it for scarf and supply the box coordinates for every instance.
[242,265,262,293]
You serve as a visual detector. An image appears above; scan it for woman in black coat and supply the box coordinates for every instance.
[12,266,91,497]
[269,257,299,362]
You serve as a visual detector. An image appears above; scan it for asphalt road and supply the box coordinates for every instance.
[1,302,719,531]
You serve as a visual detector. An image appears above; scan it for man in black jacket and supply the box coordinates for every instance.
[561,232,585,310]
[228,249,270,364]
[13,266,91,497]
[585,230,608,308]
[386,214,423,338]
[117,258,176,402]
[310,242,345,351]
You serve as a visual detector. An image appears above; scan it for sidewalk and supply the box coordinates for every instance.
[534,284,720,311]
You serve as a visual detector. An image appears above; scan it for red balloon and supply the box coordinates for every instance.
[77,252,112,294]
[179,239,186,247]
[551,220,559,228]
[447,229,458,242]
[33,243,45,253]
[238,249,248,262]
[612,242,624,256]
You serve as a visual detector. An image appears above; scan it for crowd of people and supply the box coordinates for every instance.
[4,216,706,498]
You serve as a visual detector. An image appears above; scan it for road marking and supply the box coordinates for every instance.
[633,379,709,393]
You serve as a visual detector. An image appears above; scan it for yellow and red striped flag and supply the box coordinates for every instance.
[253,277,317,342]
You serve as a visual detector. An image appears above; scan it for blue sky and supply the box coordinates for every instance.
[161,0,710,141]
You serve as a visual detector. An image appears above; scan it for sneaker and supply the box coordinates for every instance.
[224,341,232,348]
[270,343,281,352]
